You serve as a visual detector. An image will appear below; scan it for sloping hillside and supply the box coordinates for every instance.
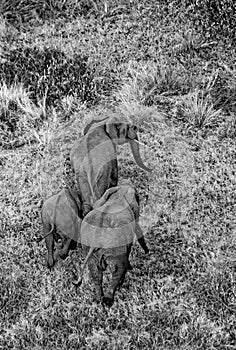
[0,1,235,348]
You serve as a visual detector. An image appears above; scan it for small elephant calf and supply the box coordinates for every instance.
[41,188,83,268]
[74,180,149,307]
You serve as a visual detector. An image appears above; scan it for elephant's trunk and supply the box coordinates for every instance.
[73,246,95,286]
[129,138,152,172]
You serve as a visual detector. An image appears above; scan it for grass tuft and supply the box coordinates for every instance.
[175,90,223,136]
[0,82,45,148]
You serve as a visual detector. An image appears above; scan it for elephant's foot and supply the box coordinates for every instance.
[53,248,60,262]
[102,296,114,308]
[102,289,115,307]
[47,254,55,269]
[69,240,77,251]
[92,295,102,304]
[60,251,69,260]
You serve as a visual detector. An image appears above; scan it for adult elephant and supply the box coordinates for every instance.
[73,180,149,307]
[70,115,152,216]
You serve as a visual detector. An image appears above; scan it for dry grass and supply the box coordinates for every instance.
[0,2,236,349]
[0,82,46,148]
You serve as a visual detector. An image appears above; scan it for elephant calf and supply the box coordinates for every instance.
[74,180,149,307]
[41,188,83,268]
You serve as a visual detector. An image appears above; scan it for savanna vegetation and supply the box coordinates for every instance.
[0,0,235,348]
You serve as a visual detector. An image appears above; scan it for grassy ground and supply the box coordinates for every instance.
[0,1,236,349]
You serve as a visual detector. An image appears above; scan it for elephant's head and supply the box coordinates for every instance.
[105,116,152,172]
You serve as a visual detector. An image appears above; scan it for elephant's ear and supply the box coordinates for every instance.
[105,116,119,140]
[83,117,109,135]
[127,124,138,140]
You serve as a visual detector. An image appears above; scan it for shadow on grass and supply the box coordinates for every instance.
[0,46,117,107]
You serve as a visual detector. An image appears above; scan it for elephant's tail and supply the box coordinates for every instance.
[35,225,54,243]
[73,246,95,287]
[36,194,61,244]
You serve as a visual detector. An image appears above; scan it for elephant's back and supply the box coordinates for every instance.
[80,203,135,248]
[70,128,116,174]
[43,189,82,242]
[81,223,135,248]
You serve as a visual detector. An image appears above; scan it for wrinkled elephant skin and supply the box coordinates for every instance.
[74,181,149,306]
[70,115,152,216]
[41,188,83,268]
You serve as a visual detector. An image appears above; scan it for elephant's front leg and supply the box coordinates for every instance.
[108,159,118,188]
[103,254,128,307]
[75,173,93,216]
[44,224,55,268]
[88,257,104,303]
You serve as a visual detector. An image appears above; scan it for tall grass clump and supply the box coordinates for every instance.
[0,83,45,148]
[174,89,223,136]
[115,60,198,110]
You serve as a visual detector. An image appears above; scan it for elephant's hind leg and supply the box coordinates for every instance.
[87,256,104,303]
[103,254,129,307]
